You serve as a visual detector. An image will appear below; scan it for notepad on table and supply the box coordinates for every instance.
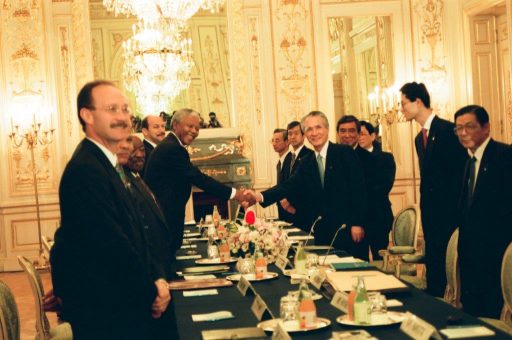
[327,270,408,292]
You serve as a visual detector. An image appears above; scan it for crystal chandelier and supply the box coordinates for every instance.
[103,0,224,115]
[122,18,194,114]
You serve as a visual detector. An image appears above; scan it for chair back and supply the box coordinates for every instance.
[444,228,461,308]
[501,242,512,324]
[17,256,51,340]
[391,205,420,248]
[0,280,20,340]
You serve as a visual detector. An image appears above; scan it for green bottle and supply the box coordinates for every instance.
[353,276,371,324]
[294,242,307,275]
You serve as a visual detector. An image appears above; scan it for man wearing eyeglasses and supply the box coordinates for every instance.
[454,105,512,318]
[50,80,171,339]
[399,82,467,297]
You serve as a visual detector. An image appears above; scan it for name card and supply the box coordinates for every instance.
[176,254,202,260]
[279,244,290,258]
[275,255,290,272]
[180,244,197,249]
[272,320,292,340]
[251,295,273,321]
[331,291,349,313]
[237,275,255,296]
[310,270,326,290]
[400,312,440,340]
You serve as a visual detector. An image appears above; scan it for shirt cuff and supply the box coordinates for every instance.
[229,188,236,199]
[260,193,264,203]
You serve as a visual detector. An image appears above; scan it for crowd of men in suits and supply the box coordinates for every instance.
[49,80,511,338]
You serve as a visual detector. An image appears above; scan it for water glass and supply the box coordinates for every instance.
[205,214,213,224]
[280,295,299,322]
[368,292,387,314]
[306,253,319,276]
[207,243,219,259]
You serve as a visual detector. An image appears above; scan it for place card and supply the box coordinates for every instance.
[279,244,290,258]
[176,254,202,260]
[187,237,209,242]
[180,244,197,249]
[287,235,314,241]
[251,294,273,321]
[275,254,291,272]
[400,312,440,340]
[387,299,403,307]
[237,275,255,296]
[310,269,327,290]
[331,291,349,313]
[183,274,216,280]
[284,228,302,233]
[192,311,234,322]
[272,320,292,340]
[183,289,218,297]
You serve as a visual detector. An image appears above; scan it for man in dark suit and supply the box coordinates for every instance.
[118,135,179,338]
[144,108,247,251]
[454,105,512,318]
[141,115,166,176]
[400,82,467,297]
[50,80,170,339]
[358,120,396,259]
[337,116,396,261]
[244,111,367,257]
[272,128,293,222]
[278,121,316,232]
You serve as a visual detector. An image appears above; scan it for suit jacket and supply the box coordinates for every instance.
[261,142,367,250]
[277,152,294,222]
[286,146,316,231]
[50,139,158,336]
[125,170,176,279]
[141,139,155,177]
[144,133,232,249]
[368,148,396,227]
[457,139,512,318]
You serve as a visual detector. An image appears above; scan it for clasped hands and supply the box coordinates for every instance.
[233,189,259,208]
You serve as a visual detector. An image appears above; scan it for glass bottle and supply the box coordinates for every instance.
[212,205,220,228]
[298,282,317,329]
[254,244,267,279]
[207,233,219,259]
[353,276,371,324]
[218,238,230,262]
[294,242,307,275]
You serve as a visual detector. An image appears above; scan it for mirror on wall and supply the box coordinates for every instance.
[328,16,394,127]
[88,1,232,129]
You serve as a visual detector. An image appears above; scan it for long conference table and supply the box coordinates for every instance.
[172,223,510,339]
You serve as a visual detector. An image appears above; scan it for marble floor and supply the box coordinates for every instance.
[0,270,59,340]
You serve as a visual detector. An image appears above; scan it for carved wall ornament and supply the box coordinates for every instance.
[415,0,445,72]
[200,169,227,177]
[248,16,263,126]
[236,166,246,176]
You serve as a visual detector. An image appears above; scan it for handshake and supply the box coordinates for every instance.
[233,189,262,208]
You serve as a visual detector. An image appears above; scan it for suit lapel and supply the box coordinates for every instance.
[423,116,439,166]
[323,142,336,189]
[471,139,495,204]
[131,172,168,226]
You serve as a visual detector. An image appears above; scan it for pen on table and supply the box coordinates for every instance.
[220,271,240,276]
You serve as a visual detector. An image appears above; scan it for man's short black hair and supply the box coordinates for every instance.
[76,80,116,132]
[287,121,303,134]
[400,82,431,109]
[141,116,149,129]
[360,120,375,134]
[337,115,361,133]
[273,128,288,141]
[454,105,490,126]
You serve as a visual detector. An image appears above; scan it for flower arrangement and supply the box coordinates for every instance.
[225,210,288,259]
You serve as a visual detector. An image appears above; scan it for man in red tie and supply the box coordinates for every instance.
[399,82,467,297]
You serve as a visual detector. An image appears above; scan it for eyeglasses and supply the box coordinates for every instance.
[338,128,357,134]
[87,105,132,115]
[454,122,480,135]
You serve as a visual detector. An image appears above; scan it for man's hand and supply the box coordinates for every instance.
[152,279,171,319]
[351,226,365,243]
[43,289,63,313]
[241,189,262,208]
[234,189,256,207]
[279,199,296,214]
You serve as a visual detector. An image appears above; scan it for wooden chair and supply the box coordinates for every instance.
[443,228,461,308]
[17,256,73,340]
[379,205,424,278]
[0,280,20,340]
[480,242,512,335]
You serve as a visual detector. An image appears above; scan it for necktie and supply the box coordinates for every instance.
[133,173,159,206]
[316,154,324,187]
[115,164,131,190]
[276,160,282,184]
[421,128,428,149]
[466,156,477,208]
[290,152,296,174]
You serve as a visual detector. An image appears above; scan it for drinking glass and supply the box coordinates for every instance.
[280,294,299,322]
[368,292,387,314]
[306,253,319,276]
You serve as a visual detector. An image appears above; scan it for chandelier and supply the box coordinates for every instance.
[103,0,224,115]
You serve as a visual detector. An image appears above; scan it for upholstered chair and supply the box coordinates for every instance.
[443,228,461,308]
[0,280,20,340]
[17,256,73,340]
